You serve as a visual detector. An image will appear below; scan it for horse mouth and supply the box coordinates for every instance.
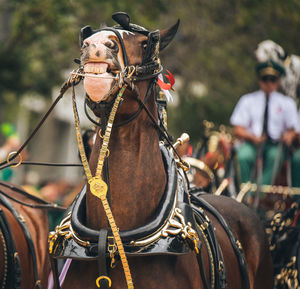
[83,62,119,76]
[83,61,119,103]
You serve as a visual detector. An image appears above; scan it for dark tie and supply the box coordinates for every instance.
[263,93,269,138]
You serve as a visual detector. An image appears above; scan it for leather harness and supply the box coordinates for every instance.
[0,181,66,289]
[0,191,43,289]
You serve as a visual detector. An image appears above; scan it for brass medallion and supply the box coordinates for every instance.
[89,177,108,198]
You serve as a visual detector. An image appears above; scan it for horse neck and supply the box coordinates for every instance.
[86,83,167,231]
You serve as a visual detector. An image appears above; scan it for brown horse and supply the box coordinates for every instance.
[0,181,50,288]
[50,12,273,289]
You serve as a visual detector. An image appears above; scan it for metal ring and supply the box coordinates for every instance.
[98,129,104,139]
[6,151,23,168]
[96,276,112,288]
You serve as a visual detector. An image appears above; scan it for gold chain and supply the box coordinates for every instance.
[72,84,134,289]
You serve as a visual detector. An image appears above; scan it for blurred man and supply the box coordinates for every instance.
[230,60,298,185]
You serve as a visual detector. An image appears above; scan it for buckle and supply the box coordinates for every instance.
[96,276,112,288]
[107,236,117,268]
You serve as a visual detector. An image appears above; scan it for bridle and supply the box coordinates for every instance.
[72,14,163,122]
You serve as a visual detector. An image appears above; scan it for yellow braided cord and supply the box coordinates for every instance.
[100,196,134,289]
[95,85,126,177]
[72,84,134,288]
[72,86,93,180]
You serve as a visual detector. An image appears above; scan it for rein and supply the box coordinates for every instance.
[0,80,71,168]
[0,75,83,172]
[1,161,82,170]
[0,181,66,211]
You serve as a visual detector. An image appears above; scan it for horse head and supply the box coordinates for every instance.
[79,12,179,111]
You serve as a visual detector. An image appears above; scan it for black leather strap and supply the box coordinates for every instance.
[0,80,71,169]
[0,194,42,288]
[97,229,110,289]
[191,192,250,289]
[0,182,65,211]
[194,223,210,289]
[193,206,226,289]
[50,257,61,289]
[0,209,21,289]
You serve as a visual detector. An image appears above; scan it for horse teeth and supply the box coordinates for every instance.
[83,63,108,74]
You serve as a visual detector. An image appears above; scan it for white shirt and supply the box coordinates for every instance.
[230,90,298,141]
[297,109,300,133]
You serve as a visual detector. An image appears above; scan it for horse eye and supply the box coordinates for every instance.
[106,39,118,51]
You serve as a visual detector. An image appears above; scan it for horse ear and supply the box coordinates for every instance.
[159,19,180,51]
[112,12,131,30]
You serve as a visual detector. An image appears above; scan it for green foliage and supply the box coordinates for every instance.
[0,0,299,141]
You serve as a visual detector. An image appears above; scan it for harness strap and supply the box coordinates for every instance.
[134,90,188,168]
[191,192,250,289]
[193,218,211,289]
[0,194,43,288]
[49,257,61,289]
[0,209,22,289]
[0,79,73,169]
[1,161,82,170]
[101,27,130,67]
[193,208,226,289]
[97,229,110,289]
[0,182,66,211]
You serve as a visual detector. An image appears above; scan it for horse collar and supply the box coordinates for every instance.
[48,145,200,259]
